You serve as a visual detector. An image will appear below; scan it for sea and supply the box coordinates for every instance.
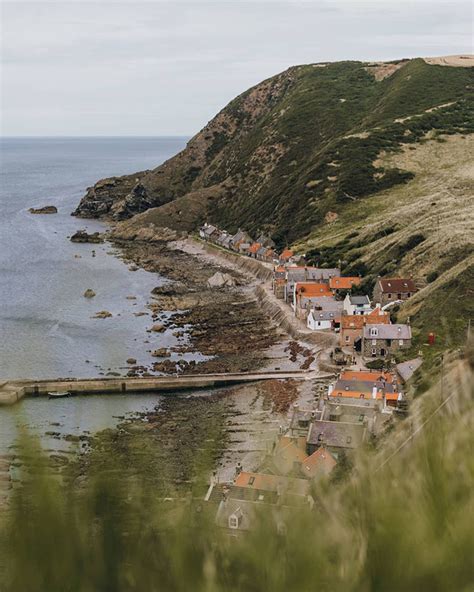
[0,137,190,450]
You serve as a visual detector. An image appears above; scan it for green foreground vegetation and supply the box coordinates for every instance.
[1,354,473,592]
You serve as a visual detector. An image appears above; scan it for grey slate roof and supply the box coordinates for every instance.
[309,297,344,312]
[203,224,218,236]
[287,267,340,282]
[349,295,371,305]
[396,358,423,382]
[309,310,340,322]
[363,324,412,340]
[307,420,366,449]
[333,379,396,394]
[323,402,378,422]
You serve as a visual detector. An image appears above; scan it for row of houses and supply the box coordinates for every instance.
[272,263,418,360]
[199,223,299,265]
[206,367,406,533]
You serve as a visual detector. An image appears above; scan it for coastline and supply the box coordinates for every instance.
[109,227,323,377]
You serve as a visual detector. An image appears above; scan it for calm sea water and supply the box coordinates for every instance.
[0,137,188,379]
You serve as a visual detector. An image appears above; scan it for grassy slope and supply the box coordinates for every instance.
[208,59,474,245]
[295,135,474,379]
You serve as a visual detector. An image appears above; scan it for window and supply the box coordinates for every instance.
[346,436,352,444]
[371,348,377,356]
[359,414,364,422]
[372,339,377,345]
[248,476,255,485]
[345,335,350,343]
[370,328,378,337]
[229,516,239,529]
[399,339,404,346]
[359,394,365,399]
[388,293,392,299]
[398,293,402,299]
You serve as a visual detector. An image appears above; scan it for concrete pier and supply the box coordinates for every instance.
[0,370,323,407]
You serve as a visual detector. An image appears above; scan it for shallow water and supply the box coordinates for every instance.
[0,137,188,379]
[0,393,163,453]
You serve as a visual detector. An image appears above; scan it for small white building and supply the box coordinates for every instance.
[343,294,372,316]
[307,309,340,331]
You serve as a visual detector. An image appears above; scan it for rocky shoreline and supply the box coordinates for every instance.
[109,230,282,376]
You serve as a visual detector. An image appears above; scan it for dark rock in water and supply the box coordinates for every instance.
[126,358,137,365]
[29,205,58,214]
[70,230,104,243]
[151,348,170,358]
[92,310,112,319]
[83,288,96,298]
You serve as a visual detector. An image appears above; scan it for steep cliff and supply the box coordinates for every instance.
[74,57,473,247]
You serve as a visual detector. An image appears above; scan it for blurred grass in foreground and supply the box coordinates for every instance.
[1,359,473,592]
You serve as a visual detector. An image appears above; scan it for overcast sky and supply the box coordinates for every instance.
[1,0,472,136]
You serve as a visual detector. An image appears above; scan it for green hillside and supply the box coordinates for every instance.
[73,57,474,361]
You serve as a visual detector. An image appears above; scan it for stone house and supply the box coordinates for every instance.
[285,267,340,301]
[373,277,417,307]
[329,276,361,296]
[230,229,252,251]
[339,307,390,350]
[272,265,287,299]
[362,323,412,358]
[306,420,366,457]
[292,282,333,318]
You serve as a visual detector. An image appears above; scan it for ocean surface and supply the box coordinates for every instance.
[0,136,189,380]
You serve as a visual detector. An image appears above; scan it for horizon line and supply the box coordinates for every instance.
[0,134,192,139]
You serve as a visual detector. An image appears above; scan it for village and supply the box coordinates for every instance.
[199,223,424,533]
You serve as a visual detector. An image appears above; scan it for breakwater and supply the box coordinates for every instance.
[0,370,311,406]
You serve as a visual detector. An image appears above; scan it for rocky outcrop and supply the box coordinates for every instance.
[29,205,58,214]
[72,173,149,219]
[83,289,96,298]
[70,230,104,243]
[207,272,236,288]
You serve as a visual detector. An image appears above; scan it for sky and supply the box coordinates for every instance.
[1,0,472,136]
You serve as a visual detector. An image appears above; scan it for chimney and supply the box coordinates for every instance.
[235,462,242,479]
[372,386,378,400]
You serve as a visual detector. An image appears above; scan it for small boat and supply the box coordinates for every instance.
[48,391,71,399]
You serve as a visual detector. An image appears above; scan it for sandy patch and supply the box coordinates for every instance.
[423,55,473,68]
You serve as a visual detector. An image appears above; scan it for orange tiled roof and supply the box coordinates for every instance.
[295,282,332,298]
[341,312,390,330]
[341,315,365,330]
[302,448,337,478]
[280,249,294,260]
[331,388,384,400]
[329,277,361,290]
[249,242,262,254]
[340,370,395,384]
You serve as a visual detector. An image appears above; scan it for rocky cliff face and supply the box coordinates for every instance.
[73,67,295,222]
[74,57,473,248]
